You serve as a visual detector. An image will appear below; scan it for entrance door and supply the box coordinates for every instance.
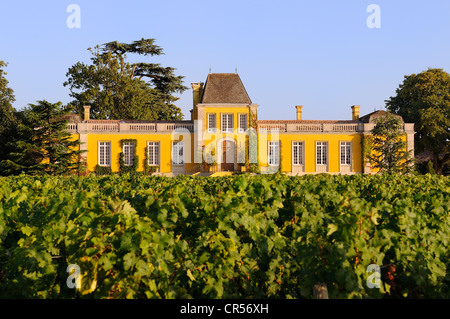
[221,140,235,171]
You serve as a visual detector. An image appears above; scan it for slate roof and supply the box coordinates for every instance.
[200,73,252,104]
[62,113,82,123]
[85,120,121,123]
[358,110,404,123]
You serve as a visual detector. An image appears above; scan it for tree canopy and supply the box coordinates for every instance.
[0,60,17,171]
[0,61,15,119]
[63,38,187,121]
[369,112,414,175]
[0,100,85,175]
[385,68,450,174]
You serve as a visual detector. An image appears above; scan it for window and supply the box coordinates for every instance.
[147,141,160,166]
[98,141,111,166]
[221,114,234,133]
[207,113,217,133]
[238,114,248,132]
[123,141,135,166]
[340,142,352,165]
[292,141,304,165]
[268,141,280,166]
[172,141,184,165]
[316,142,328,165]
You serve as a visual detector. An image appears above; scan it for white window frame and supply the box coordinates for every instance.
[207,113,217,133]
[123,141,135,166]
[172,141,184,165]
[98,141,111,166]
[147,141,160,166]
[268,141,280,166]
[340,141,352,166]
[221,113,234,133]
[316,141,328,165]
[292,141,304,166]
[238,113,248,133]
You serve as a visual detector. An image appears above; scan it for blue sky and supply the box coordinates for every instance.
[1,0,449,121]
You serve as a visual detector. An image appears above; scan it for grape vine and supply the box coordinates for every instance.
[0,173,448,298]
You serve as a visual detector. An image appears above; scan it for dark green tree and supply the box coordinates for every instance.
[0,60,18,174]
[64,38,187,120]
[370,112,414,175]
[0,100,85,175]
[385,68,450,174]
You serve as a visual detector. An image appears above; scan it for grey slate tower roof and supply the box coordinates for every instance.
[200,73,252,104]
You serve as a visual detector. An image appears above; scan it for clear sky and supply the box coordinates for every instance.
[1,0,449,121]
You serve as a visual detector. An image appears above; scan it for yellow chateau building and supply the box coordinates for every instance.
[67,73,415,176]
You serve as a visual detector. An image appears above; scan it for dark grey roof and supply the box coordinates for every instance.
[359,110,404,123]
[63,113,82,123]
[200,73,252,104]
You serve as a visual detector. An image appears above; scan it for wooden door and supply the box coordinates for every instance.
[221,140,235,171]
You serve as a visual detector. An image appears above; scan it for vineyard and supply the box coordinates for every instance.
[0,173,449,299]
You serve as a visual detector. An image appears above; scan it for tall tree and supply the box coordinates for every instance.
[385,68,450,174]
[64,38,187,120]
[369,112,414,175]
[0,100,85,175]
[0,60,18,173]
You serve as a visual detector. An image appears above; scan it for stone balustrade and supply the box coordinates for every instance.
[67,121,414,134]
[66,122,194,133]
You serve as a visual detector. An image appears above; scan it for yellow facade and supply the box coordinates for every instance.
[84,133,171,173]
[258,133,362,174]
[67,72,414,176]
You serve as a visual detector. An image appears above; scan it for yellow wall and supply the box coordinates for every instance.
[259,133,362,173]
[201,106,250,165]
[202,106,250,131]
[80,98,371,176]
[86,133,176,173]
[81,129,417,175]
[84,133,365,174]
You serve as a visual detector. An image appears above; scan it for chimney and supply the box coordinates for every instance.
[83,105,91,121]
[296,105,303,120]
[351,105,360,121]
[191,82,204,108]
